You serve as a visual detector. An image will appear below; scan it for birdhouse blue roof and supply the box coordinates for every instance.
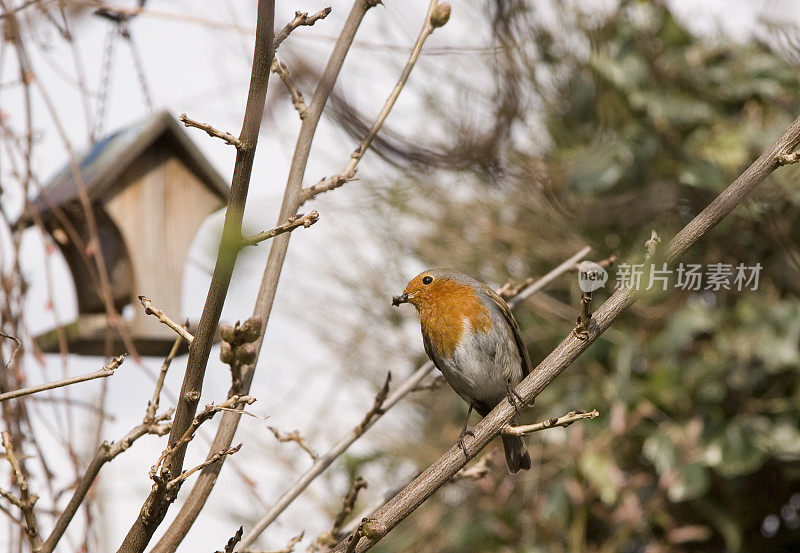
[23,110,229,221]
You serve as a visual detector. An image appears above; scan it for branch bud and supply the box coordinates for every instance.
[430,2,450,28]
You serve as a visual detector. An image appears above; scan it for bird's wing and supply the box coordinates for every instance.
[480,284,533,377]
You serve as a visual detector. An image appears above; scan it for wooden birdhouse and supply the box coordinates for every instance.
[20,111,229,356]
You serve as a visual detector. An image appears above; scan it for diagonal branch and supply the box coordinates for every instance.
[273,6,332,49]
[179,114,242,149]
[0,354,126,402]
[501,409,599,436]
[272,59,309,119]
[240,211,319,247]
[328,111,800,553]
[138,296,196,344]
[1,430,42,550]
[300,0,448,204]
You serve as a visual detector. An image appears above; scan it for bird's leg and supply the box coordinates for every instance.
[457,404,475,458]
[506,378,526,413]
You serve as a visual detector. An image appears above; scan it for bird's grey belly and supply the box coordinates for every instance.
[438,331,523,410]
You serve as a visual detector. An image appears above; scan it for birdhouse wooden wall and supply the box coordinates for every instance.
[102,137,223,342]
[25,112,229,356]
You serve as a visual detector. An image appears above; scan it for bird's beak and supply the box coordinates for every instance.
[392,292,410,307]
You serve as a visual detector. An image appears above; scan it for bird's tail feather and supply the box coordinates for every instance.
[501,421,531,473]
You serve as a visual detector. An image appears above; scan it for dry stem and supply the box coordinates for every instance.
[1,430,42,550]
[138,296,195,344]
[267,427,317,461]
[180,114,242,149]
[240,211,319,247]
[273,7,332,48]
[0,354,126,402]
[331,476,367,537]
[501,409,599,436]
[300,0,444,204]
[166,444,242,490]
[216,526,243,553]
[272,60,308,119]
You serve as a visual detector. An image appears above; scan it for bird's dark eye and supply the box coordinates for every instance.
[422,276,433,285]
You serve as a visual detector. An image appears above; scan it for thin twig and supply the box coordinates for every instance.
[267,427,317,461]
[1,431,42,550]
[180,114,243,149]
[356,373,391,434]
[0,354,126,402]
[216,526,243,553]
[273,7,332,49]
[138,296,196,344]
[0,330,22,370]
[271,59,308,118]
[300,0,447,204]
[146,333,185,423]
[166,444,242,490]
[331,476,367,537]
[500,409,599,437]
[240,211,319,247]
[150,396,255,481]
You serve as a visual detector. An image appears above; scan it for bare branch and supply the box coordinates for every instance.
[331,476,367,537]
[166,444,242,491]
[240,211,319,247]
[409,375,445,392]
[41,403,174,552]
[501,409,599,437]
[272,60,308,119]
[328,111,800,553]
[450,455,491,482]
[216,526,243,553]
[1,430,42,550]
[273,7,332,49]
[356,373,391,434]
[267,427,317,461]
[300,0,447,204]
[138,296,196,344]
[146,333,185,423]
[150,396,255,482]
[180,114,243,149]
[0,354,126,402]
[0,330,22,370]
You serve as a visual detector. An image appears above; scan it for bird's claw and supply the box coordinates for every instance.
[506,380,526,413]
[457,427,474,458]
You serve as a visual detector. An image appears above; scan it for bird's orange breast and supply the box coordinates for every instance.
[417,281,493,358]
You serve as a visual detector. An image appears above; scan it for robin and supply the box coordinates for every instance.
[393,268,532,472]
